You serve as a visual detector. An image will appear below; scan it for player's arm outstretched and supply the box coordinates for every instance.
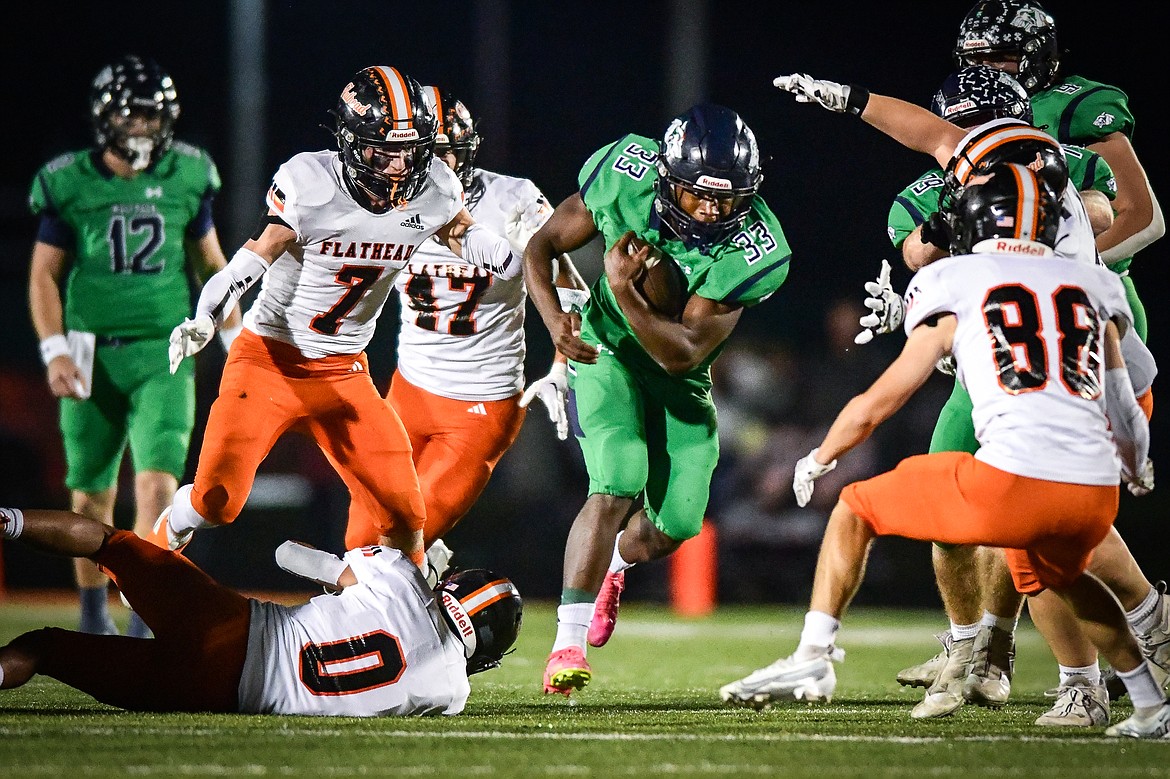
[168,213,292,373]
[523,193,602,364]
[604,231,743,376]
[275,540,357,592]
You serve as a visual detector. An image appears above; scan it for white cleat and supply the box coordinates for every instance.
[1034,675,1110,727]
[720,647,844,709]
[1105,702,1170,738]
[911,635,975,720]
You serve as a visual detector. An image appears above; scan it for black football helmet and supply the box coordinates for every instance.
[654,104,762,253]
[334,66,437,213]
[422,86,480,189]
[940,119,1067,217]
[953,1,1060,95]
[90,55,180,171]
[436,568,523,675]
[950,162,1062,255]
[931,65,1032,129]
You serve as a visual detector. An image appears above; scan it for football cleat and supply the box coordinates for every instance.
[962,624,1014,707]
[146,507,192,554]
[897,631,952,689]
[1034,675,1110,727]
[588,570,626,647]
[1137,581,1170,689]
[911,635,975,719]
[543,646,592,696]
[719,646,844,709]
[1105,702,1170,739]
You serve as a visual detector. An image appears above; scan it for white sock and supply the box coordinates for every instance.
[1125,585,1163,635]
[1058,663,1101,686]
[1117,663,1166,710]
[608,531,634,574]
[950,621,980,641]
[0,508,24,540]
[979,610,1018,633]
[796,610,840,658]
[166,484,214,537]
[552,603,593,652]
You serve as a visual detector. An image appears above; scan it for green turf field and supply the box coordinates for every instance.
[0,598,1166,776]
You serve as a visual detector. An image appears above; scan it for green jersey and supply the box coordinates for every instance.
[1032,75,1135,272]
[887,142,1115,250]
[577,134,791,398]
[28,142,221,338]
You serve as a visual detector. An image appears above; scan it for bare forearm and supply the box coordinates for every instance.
[817,398,880,463]
[862,94,962,168]
[524,234,567,328]
[609,278,702,374]
[28,273,65,339]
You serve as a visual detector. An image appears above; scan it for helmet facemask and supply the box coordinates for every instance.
[338,128,435,212]
[91,56,180,171]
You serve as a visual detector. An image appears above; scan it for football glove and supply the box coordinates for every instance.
[519,362,569,440]
[1126,457,1155,497]
[168,314,216,374]
[275,540,349,592]
[504,198,553,253]
[793,448,838,508]
[855,259,905,345]
[773,74,870,116]
[556,288,590,315]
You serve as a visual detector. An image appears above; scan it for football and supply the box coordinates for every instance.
[629,237,687,320]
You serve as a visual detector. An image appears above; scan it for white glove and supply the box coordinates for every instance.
[520,362,569,440]
[793,448,838,508]
[1126,457,1155,497]
[773,74,866,115]
[504,198,552,253]
[168,314,216,374]
[556,287,590,314]
[855,260,905,345]
[275,540,349,591]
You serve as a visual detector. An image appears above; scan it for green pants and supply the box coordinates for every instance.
[60,337,195,492]
[568,352,718,541]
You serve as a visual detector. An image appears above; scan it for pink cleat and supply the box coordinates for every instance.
[543,647,592,696]
[588,570,626,647]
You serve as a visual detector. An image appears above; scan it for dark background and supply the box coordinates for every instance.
[1,1,1167,606]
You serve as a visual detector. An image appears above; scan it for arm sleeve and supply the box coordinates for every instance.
[1105,366,1150,479]
[461,222,521,280]
[194,247,270,325]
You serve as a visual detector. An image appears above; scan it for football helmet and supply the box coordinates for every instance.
[950,162,1061,255]
[940,119,1067,217]
[90,55,180,171]
[334,65,437,213]
[931,65,1032,129]
[436,568,523,675]
[654,104,762,253]
[422,86,480,189]
[953,1,1060,95]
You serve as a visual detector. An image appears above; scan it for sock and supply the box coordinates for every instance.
[126,611,153,639]
[980,610,1018,633]
[0,508,24,539]
[79,586,114,634]
[608,531,634,574]
[1058,663,1101,686]
[1117,662,1166,710]
[552,602,594,652]
[796,610,840,658]
[167,484,214,537]
[950,621,980,641]
[1126,585,1163,635]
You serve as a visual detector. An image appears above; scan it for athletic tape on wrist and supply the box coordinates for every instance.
[39,335,70,366]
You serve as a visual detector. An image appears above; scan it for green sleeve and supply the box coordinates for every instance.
[888,169,946,250]
[1063,145,1116,200]
[27,153,78,217]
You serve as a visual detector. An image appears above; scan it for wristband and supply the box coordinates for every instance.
[846,85,870,117]
[39,334,70,366]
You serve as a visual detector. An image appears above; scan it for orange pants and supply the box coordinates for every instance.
[842,452,1118,594]
[17,530,249,712]
[192,330,426,546]
[344,369,525,549]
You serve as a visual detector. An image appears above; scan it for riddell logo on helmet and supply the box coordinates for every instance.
[945,100,977,117]
[977,238,1051,256]
[388,129,420,140]
[441,592,477,645]
[962,39,991,51]
[696,175,732,190]
[341,84,371,116]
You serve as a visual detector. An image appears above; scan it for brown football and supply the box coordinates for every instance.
[629,237,687,320]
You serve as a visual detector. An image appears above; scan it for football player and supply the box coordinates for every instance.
[27,55,241,638]
[151,66,520,568]
[719,164,1170,739]
[341,87,589,581]
[0,506,520,716]
[525,104,792,695]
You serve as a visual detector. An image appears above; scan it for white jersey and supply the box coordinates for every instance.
[244,151,463,358]
[394,169,550,400]
[904,253,1133,486]
[237,546,470,717]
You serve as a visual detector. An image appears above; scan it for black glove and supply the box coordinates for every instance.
[920,212,953,251]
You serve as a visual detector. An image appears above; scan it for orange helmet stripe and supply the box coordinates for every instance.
[370,65,414,125]
[460,579,518,616]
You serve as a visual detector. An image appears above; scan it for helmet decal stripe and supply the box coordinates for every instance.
[460,580,519,616]
[372,66,413,124]
[954,123,1058,183]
